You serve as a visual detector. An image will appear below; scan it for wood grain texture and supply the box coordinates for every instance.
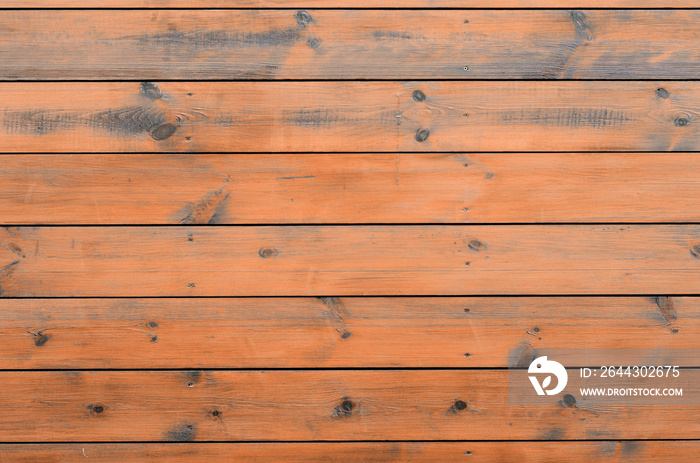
[0,81,697,153]
[1,226,700,297]
[4,0,700,6]
[0,370,698,442]
[2,297,695,369]
[4,442,700,462]
[3,153,700,224]
[3,10,700,80]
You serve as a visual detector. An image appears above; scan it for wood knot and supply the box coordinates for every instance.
[88,403,106,415]
[468,239,486,251]
[148,321,159,328]
[412,90,426,102]
[307,37,322,49]
[562,394,577,408]
[690,244,700,258]
[140,82,163,99]
[674,117,689,127]
[259,247,279,258]
[656,88,670,99]
[151,123,177,140]
[333,397,357,418]
[447,399,468,414]
[415,128,430,142]
[295,10,313,26]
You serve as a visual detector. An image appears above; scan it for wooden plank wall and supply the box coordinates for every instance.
[0,3,698,462]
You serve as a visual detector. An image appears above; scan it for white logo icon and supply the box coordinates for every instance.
[528,356,568,396]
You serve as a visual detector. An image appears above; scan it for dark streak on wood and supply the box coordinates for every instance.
[654,296,678,324]
[165,423,197,442]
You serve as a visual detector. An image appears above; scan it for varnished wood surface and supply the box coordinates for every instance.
[4,442,700,462]
[0,370,697,441]
[0,82,697,153]
[3,153,700,224]
[1,297,694,369]
[1,225,700,296]
[2,10,700,80]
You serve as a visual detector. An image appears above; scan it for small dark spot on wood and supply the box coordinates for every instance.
[447,399,468,414]
[465,451,472,455]
[690,244,700,258]
[675,117,689,127]
[484,172,495,179]
[340,331,352,339]
[140,82,163,99]
[87,403,106,415]
[468,239,486,252]
[186,92,194,97]
[534,327,540,332]
[464,308,471,313]
[295,10,313,27]
[307,37,322,49]
[464,353,471,357]
[151,335,158,343]
[656,88,670,99]
[465,261,470,266]
[415,128,430,142]
[671,328,679,334]
[412,90,426,102]
[562,394,577,408]
[148,321,159,328]
[166,423,197,442]
[151,123,177,140]
[188,283,195,288]
[333,396,357,418]
[188,233,194,242]
[259,247,279,258]
[34,334,51,347]
[462,207,469,212]
[209,409,222,419]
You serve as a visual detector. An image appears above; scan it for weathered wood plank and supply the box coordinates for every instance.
[1,226,700,296]
[4,1,699,7]
[1,297,695,369]
[4,442,700,462]
[0,370,697,441]
[0,82,696,153]
[2,10,699,80]
[3,153,700,224]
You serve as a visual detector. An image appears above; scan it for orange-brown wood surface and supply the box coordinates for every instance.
[4,442,700,462]
[2,10,699,80]
[5,0,700,6]
[1,297,694,369]
[1,226,700,297]
[0,82,697,153]
[3,153,700,224]
[0,370,698,441]
[2,3,699,459]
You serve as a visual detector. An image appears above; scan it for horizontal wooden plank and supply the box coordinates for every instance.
[4,1,700,7]
[2,297,695,369]
[0,82,697,153]
[0,370,697,441]
[1,226,700,296]
[4,442,700,462]
[2,10,700,80]
[3,153,700,224]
